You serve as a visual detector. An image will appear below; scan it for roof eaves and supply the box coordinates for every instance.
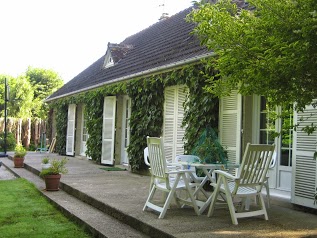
[45,52,215,102]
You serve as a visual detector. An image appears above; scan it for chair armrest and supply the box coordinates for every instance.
[167,162,182,167]
[214,170,237,180]
[166,169,193,175]
[167,162,182,170]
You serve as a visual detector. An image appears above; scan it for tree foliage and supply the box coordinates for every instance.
[189,0,317,111]
[0,75,34,118]
[8,75,34,118]
[25,67,64,118]
[0,68,63,119]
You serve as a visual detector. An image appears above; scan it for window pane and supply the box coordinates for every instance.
[280,149,290,166]
[260,96,267,111]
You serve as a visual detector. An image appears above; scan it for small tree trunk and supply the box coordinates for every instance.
[22,118,31,149]
[33,118,40,147]
[16,119,22,145]
[0,118,4,132]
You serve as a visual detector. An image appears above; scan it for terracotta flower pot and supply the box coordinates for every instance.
[44,174,61,191]
[14,157,24,168]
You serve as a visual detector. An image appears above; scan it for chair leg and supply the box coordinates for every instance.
[159,189,177,218]
[143,185,156,211]
[158,175,182,219]
[264,180,271,208]
[207,176,222,217]
[258,193,268,220]
[222,178,238,225]
[182,174,200,215]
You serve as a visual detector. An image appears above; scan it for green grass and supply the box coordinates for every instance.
[0,178,92,238]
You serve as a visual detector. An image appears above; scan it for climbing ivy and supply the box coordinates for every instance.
[182,64,219,153]
[127,76,165,172]
[54,103,68,155]
[84,91,104,163]
[48,62,219,173]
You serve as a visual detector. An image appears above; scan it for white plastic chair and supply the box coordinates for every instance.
[144,147,150,166]
[143,137,200,219]
[208,143,275,225]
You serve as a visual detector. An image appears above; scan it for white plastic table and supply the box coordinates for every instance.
[179,161,239,214]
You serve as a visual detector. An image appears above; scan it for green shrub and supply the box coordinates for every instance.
[0,132,16,151]
[14,144,27,158]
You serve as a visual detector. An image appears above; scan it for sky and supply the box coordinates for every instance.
[0,0,194,83]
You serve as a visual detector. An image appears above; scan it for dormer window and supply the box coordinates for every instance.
[103,42,133,69]
[104,52,114,68]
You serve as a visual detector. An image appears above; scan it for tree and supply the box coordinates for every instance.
[0,75,34,118]
[8,75,34,118]
[25,67,64,118]
[189,0,317,111]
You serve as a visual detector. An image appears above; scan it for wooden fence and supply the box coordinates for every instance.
[0,117,47,149]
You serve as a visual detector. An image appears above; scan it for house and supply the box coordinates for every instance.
[46,6,317,210]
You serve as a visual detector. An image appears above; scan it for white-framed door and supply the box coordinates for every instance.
[101,96,116,165]
[252,95,292,191]
[120,96,131,165]
[66,104,76,156]
[80,106,89,157]
[163,85,188,163]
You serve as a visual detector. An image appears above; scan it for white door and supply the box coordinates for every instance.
[252,96,292,191]
[101,96,116,165]
[121,96,131,165]
[292,103,317,208]
[163,85,187,163]
[219,90,242,164]
[66,104,76,156]
[80,106,89,157]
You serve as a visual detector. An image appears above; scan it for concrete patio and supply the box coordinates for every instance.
[1,152,317,238]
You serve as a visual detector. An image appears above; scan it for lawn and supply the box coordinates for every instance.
[0,178,92,238]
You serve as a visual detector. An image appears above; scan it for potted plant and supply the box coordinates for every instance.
[40,157,68,191]
[192,128,228,164]
[41,157,52,170]
[13,144,27,168]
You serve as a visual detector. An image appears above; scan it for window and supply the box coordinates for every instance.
[259,96,275,145]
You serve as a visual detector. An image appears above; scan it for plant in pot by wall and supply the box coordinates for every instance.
[40,157,68,191]
[13,144,27,168]
[41,157,52,170]
[192,127,228,164]
[191,128,228,179]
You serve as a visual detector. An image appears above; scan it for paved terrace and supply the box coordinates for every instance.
[2,152,317,238]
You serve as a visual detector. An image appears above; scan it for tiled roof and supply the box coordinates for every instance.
[47,7,211,101]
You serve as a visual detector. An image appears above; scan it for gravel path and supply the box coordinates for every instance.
[0,162,16,180]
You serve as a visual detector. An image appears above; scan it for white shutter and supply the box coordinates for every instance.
[219,91,242,164]
[101,96,116,165]
[163,85,187,163]
[66,104,76,156]
[292,103,317,208]
[176,87,187,156]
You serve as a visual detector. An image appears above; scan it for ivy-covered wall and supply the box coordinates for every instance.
[54,103,68,155]
[48,63,219,172]
[126,76,165,171]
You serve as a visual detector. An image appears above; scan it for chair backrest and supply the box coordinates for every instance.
[235,143,275,193]
[146,137,167,180]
